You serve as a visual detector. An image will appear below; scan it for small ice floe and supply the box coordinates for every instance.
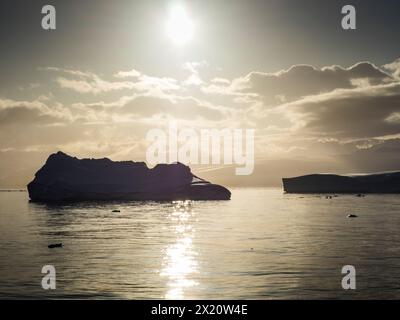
[347,214,358,218]
[48,243,63,249]
[112,209,121,213]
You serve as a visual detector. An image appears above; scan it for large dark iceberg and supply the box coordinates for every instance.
[27,152,231,201]
[282,172,400,193]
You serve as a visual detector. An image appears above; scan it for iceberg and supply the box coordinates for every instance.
[27,152,231,201]
[282,172,400,193]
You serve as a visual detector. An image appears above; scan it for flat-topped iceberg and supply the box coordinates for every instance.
[282,171,400,194]
[27,152,231,201]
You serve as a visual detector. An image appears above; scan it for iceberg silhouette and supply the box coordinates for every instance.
[282,172,400,193]
[27,152,231,201]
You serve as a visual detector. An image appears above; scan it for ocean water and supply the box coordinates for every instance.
[1,188,400,299]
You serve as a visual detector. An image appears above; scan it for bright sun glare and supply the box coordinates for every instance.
[166,6,194,46]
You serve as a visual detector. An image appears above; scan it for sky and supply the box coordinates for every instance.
[1,0,400,187]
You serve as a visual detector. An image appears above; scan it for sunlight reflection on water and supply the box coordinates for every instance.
[161,200,198,299]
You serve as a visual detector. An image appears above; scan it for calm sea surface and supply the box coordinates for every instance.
[1,188,400,299]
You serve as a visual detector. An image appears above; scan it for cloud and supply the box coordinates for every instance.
[41,67,95,78]
[383,58,400,79]
[182,61,208,86]
[0,98,71,126]
[71,93,228,122]
[199,59,400,153]
[46,67,181,95]
[55,75,137,94]
[211,78,231,85]
[56,77,132,94]
[113,68,141,79]
[385,112,400,124]
[281,82,400,140]
[203,61,393,107]
[118,95,227,121]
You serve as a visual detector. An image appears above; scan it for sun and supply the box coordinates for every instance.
[166,6,194,46]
